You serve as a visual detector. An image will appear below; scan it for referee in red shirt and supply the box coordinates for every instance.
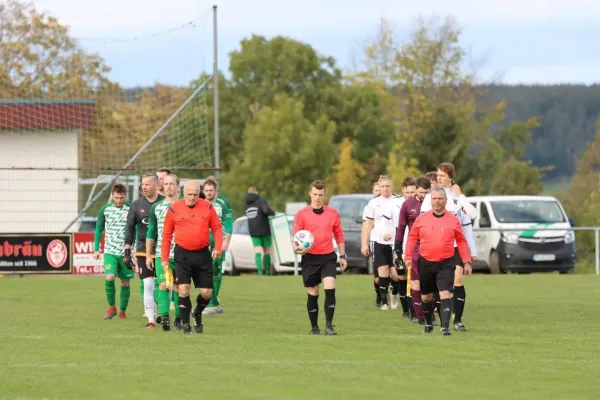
[404,187,472,336]
[293,180,347,336]
[162,180,223,336]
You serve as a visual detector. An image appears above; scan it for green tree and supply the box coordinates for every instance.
[221,94,336,213]
[0,0,114,99]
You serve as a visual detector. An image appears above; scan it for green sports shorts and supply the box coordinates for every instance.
[155,258,176,285]
[251,235,272,249]
[103,253,134,281]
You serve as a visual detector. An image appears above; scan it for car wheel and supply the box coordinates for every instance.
[489,250,502,275]
[559,269,574,275]
[230,255,240,276]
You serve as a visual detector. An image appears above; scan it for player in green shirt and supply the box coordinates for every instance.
[201,176,233,315]
[146,174,182,331]
[94,183,134,320]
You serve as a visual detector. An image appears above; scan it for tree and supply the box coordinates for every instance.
[386,143,421,190]
[221,94,336,213]
[0,0,114,99]
[329,138,365,194]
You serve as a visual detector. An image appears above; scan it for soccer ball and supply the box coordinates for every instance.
[293,230,314,252]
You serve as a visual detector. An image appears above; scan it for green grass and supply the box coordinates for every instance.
[1,274,599,400]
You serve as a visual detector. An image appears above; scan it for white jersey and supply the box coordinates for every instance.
[421,188,478,256]
[363,194,399,245]
[362,202,377,242]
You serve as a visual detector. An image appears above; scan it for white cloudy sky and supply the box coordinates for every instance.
[32,0,600,87]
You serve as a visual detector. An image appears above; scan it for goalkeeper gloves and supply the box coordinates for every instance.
[164,267,174,288]
[124,249,134,270]
[395,257,407,275]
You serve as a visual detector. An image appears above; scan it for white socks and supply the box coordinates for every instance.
[143,278,155,323]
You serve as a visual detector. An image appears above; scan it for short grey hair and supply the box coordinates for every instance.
[431,187,447,200]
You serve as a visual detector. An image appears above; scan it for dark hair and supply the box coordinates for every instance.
[415,177,431,190]
[310,180,327,190]
[156,167,172,174]
[112,183,127,194]
[425,171,437,181]
[203,177,218,190]
[402,177,416,187]
[437,162,456,180]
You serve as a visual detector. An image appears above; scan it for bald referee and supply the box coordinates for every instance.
[161,180,223,336]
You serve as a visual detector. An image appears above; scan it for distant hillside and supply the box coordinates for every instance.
[481,84,600,181]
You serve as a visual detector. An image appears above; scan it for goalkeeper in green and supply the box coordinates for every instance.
[146,174,182,331]
[202,176,233,315]
[94,183,134,320]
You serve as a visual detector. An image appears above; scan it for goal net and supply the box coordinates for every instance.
[0,3,215,233]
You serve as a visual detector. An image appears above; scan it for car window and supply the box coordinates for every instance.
[233,219,249,235]
[480,203,491,228]
[338,199,365,222]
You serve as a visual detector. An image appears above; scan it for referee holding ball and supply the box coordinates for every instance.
[293,180,347,336]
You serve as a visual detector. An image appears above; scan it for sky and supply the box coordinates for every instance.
[32,0,600,88]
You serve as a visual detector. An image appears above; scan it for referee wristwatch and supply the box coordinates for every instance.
[339,254,346,259]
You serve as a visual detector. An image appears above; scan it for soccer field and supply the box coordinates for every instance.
[0,274,599,399]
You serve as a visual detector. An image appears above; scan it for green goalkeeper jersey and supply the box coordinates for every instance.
[94,201,131,256]
[147,199,175,259]
[209,195,233,244]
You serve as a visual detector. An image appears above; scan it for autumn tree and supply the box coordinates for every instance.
[329,138,365,194]
[0,0,114,99]
[221,94,336,213]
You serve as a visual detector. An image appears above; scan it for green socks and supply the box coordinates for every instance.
[255,253,263,275]
[172,291,180,318]
[105,280,116,307]
[158,289,170,316]
[119,285,130,313]
[139,279,144,304]
[209,274,223,307]
[264,253,272,276]
[153,280,159,305]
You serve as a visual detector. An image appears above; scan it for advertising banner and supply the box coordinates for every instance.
[73,232,104,275]
[0,233,72,274]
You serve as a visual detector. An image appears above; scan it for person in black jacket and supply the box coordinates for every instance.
[245,187,276,275]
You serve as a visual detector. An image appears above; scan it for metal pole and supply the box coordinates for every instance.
[63,76,213,233]
[213,5,220,182]
[595,228,600,275]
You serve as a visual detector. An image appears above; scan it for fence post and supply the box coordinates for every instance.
[596,228,600,276]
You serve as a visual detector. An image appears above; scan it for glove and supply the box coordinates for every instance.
[395,258,407,275]
[394,241,403,259]
[124,248,134,270]
[164,267,174,288]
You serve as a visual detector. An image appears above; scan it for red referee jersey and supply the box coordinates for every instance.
[405,210,470,264]
[161,199,222,262]
[293,206,344,255]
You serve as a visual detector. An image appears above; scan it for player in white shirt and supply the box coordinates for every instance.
[390,177,417,317]
[364,181,382,307]
[421,162,477,331]
[361,175,402,311]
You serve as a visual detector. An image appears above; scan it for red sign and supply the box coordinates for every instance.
[73,232,104,275]
[73,232,139,275]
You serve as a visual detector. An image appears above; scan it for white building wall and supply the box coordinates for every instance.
[0,130,79,233]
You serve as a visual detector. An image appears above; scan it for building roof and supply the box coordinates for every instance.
[0,99,95,129]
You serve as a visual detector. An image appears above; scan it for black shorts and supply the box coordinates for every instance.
[373,242,394,268]
[136,256,155,279]
[418,256,456,295]
[453,248,464,268]
[174,245,213,289]
[301,252,337,288]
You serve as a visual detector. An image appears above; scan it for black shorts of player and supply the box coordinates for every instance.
[452,247,465,268]
[418,256,456,295]
[373,242,394,268]
[301,252,337,288]
[173,245,213,289]
[136,256,156,279]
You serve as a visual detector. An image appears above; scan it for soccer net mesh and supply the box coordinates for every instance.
[0,4,215,233]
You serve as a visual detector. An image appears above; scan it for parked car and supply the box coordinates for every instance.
[223,214,339,275]
[327,194,373,273]
[468,195,576,274]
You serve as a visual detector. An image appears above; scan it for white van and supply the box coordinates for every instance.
[467,195,576,274]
